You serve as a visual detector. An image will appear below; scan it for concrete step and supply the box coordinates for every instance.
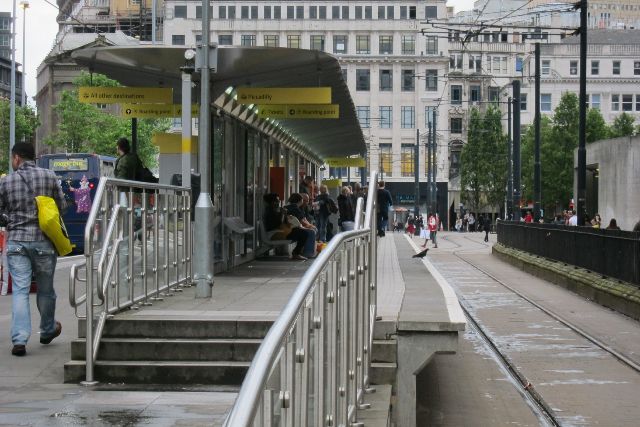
[357,384,392,427]
[372,339,397,364]
[64,360,251,384]
[77,317,273,339]
[70,338,262,362]
[370,362,396,386]
[374,319,396,340]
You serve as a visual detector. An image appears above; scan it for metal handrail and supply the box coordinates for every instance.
[224,171,379,427]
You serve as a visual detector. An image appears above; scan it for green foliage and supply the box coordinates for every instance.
[460,108,483,211]
[586,108,609,143]
[0,100,40,175]
[44,71,170,168]
[609,112,636,138]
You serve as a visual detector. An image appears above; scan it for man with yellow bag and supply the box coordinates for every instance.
[0,143,67,357]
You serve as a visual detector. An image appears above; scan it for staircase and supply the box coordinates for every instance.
[370,319,398,387]
[64,316,273,384]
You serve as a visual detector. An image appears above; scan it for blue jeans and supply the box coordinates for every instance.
[7,240,58,346]
[301,228,317,258]
[317,214,330,242]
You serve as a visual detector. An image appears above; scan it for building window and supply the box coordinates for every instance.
[520,93,528,111]
[380,69,393,91]
[310,35,325,51]
[218,6,227,19]
[378,5,385,19]
[401,35,415,54]
[241,6,249,19]
[425,70,437,91]
[470,85,481,103]
[241,35,256,47]
[218,35,233,45]
[401,145,415,177]
[399,6,416,19]
[274,6,281,19]
[297,5,304,19]
[264,35,279,47]
[450,53,463,70]
[379,144,392,177]
[174,5,186,18]
[450,117,462,134]
[541,60,550,75]
[590,94,601,110]
[319,6,326,19]
[333,35,347,54]
[622,94,633,111]
[402,70,415,91]
[541,94,551,112]
[264,6,272,19]
[451,85,462,105]
[635,61,640,76]
[357,106,370,128]
[251,6,258,19]
[309,6,317,19]
[387,6,394,19]
[356,35,370,54]
[409,6,416,19]
[425,36,438,55]
[380,106,392,128]
[468,54,481,72]
[172,34,185,45]
[342,6,349,19]
[287,35,301,48]
[570,60,578,75]
[613,60,621,75]
[636,95,640,112]
[355,6,362,19]
[400,6,407,19]
[591,60,599,75]
[489,87,500,102]
[365,6,372,19]
[332,5,340,19]
[612,94,620,111]
[341,68,348,83]
[425,6,438,18]
[287,5,295,19]
[401,106,415,128]
[228,6,236,19]
[195,6,212,19]
[356,69,370,91]
[379,36,393,54]
[425,106,437,128]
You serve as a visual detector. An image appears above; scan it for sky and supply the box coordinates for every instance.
[0,0,477,108]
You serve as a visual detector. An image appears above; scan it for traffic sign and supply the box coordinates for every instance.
[258,104,339,119]
[120,104,199,118]
[238,87,331,105]
[79,87,173,104]
[325,157,366,167]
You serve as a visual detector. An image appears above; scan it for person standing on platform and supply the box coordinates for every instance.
[483,214,491,242]
[114,137,139,180]
[428,213,439,248]
[337,186,355,231]
[0,143,66,356]
[315,185,337,241]
[299,176,314,196]
[376,181,393,237]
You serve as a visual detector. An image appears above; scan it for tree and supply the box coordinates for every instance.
[483,106,508,210]
[609,112,636,138]
[44,72,169,167]
[0,100,39,175]
[460,108,484,211]
[586,108,609,143]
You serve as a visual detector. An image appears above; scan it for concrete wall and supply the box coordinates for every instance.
[574,135,640,230]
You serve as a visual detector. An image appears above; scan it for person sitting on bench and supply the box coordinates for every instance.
[263,193,308,260]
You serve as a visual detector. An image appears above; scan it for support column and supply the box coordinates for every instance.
[512,80,522,222]
[577,0,588,225]
[534,43,542,221]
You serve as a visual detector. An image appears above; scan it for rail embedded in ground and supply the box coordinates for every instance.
[224,171,379,427]
[68,177,192,385]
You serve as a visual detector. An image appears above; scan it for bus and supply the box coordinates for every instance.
[37,153,116,253]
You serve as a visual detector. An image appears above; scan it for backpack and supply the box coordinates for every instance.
[135,156,159,183]
[327,198,338,214]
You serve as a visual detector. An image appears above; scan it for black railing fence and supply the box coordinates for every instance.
[497,221,640,287]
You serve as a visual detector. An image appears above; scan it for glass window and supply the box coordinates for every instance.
[541,94,552,112]
[356,69,370,91]
[613,60,621,75]
[425,70,437,91]
[251,6,258,19]
[264,6,272,19]
[425,106,437,128]
[489,87,500,102]
[400,6,407,19]
[356,35,370,54]
[341,68,348,83]
[196,6,212,19]
[402,70,415,91]
[425,36,438,55]
[333,35,347,54]
[241,35,256,47]
[542,60,550,75]
[401,106,415,128]
[380,106,392,128]
[590,94,601,110]
[591,60,599,75]
[451,85,462,105]
[401,145,415,177]
[357,106,370,128]
[365,6,372,19]
[425,6,438,18]
[195,34,202,44]
[379,144,392,177]
[402,35,415,54]
[468,54,481,72]
[636,95,640,112]
[172,34,185,45]
[409,6,416,19]
[355,6,362,19]
[378,6,385,19]
[450,117,462,134]
[297,6,304,19]
[219,6,226,19]
[264,35,279,47]
[379,36,393,54]
[319,6,326,19]
[570,60,578,75]
[387,6,394,19]
[380,69,393,91]
[450,53,463,70]
[174,5,187,18]
[612,94,620,111]
[635,61,640,75]
[622,94,633,111]
[333,6,340,19]
[310,35,325,51]
[520,93,528,111]
[470,85,481,103]
[287,5,295,19]
[309,6,317,19]
[228,6,236,19]
[274,6,281,19]
[241,6,249,19]
[287,35,301,48]
[342,6,349,19]
[218,35,233,45]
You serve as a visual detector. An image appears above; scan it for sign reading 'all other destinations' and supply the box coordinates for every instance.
[79,87,173,104]
[237,87,331,105]
[258,104,339,119]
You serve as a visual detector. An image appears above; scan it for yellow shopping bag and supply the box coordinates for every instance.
[35,195,72,256]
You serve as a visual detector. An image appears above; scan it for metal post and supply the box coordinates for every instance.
[414,129,420,216]
[131,118,138,154]
[534,43,542,222]
[577,0,588,226]
[507,97,513,219]
[194,0,214,298]
[427,122,432,211]
[181,68,192,188]
[512,80,522,222]
[20,1,28,108]
[9,0,16,159]
[432,109,438,215]
[152,0,157,44]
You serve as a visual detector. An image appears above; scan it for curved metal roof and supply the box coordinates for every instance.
[71,46,366,159]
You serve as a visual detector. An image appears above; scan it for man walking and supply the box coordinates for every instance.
[376,181,393,237]
[0,143,66,356]
[114,137,138,180]
[428,213,438,248]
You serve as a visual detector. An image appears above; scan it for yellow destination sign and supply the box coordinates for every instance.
[258,104,339,119]
[121,104,200,118]
[152,133,198,154]
[325,157,366,167]
[79,87,173,104]
[238,87,331,105]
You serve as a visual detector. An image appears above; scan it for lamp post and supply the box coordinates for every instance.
[19,1,29,108]
[10,0,17,160]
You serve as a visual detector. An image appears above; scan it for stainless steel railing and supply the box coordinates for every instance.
[224,171,379,427]
[68,177,192,385]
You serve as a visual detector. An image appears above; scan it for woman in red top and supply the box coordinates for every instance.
[524,212,533,223]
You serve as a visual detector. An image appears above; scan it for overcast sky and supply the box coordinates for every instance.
[0,0,477,108]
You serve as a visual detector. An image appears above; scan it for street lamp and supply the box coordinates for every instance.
[19,1,29,107]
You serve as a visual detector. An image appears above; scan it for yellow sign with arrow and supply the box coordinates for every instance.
[79,87,173,104]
